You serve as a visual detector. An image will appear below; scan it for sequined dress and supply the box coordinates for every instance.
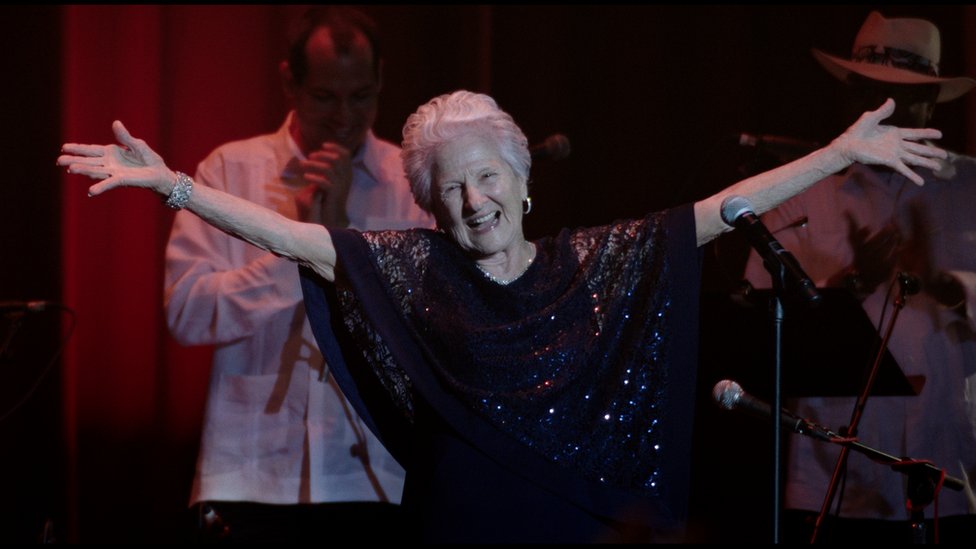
[300,204,701,542]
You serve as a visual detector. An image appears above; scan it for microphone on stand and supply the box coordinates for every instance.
[712,379,834,442]
[736,132,821,162]
[897,272,921,296]
[721,195,820,305]
[530,133,572,162]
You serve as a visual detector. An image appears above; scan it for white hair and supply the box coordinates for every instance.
[401,90,531,213]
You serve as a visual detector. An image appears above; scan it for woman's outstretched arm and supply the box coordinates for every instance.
[694,98,946,247]
[58,120,339,282]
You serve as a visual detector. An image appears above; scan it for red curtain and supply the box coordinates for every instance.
[59,5,296,541]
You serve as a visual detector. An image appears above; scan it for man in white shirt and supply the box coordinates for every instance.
[164,6,433,542]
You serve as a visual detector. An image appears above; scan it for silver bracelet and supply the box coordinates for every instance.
[165,171,194,210]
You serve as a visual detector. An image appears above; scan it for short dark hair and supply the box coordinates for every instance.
[286,6,381,86]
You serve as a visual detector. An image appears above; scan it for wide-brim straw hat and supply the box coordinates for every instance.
[812,11,976,103]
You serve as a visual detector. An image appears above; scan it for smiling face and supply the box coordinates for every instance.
[284,27,380,155]
[431,132,528,260]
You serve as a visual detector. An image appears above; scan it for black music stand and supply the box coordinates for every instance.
[698,287,921,400]
[688,287,921,544]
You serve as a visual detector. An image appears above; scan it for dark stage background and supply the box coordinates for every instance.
[2,5,973,543]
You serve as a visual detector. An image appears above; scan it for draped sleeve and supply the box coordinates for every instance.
[300,202,701,531]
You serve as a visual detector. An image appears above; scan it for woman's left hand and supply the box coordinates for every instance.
[830,98,947,186]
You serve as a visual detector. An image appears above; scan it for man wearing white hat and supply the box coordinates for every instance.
[744,10,976,543]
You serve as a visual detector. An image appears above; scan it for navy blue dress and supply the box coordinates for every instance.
[300,204,701,542]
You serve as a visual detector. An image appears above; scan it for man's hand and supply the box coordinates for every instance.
[294,142,352,226]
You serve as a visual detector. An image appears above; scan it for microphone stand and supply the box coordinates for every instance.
[766,259,787,544]
[810,274,917,543]
[800,419,964,518]
[763,253,820,544]
[791,407,964,544]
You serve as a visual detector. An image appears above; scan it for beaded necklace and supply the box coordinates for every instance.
[475,243,536,285]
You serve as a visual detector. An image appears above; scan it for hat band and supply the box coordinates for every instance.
[852,45,940,77]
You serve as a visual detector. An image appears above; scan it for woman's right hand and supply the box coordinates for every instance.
[57,120,176,197]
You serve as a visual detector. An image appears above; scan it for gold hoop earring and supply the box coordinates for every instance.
[523,196,533,215]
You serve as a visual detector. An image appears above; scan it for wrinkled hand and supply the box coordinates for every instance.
[294,142,352,226]
[57,121,174,197]
[830,98,946,186]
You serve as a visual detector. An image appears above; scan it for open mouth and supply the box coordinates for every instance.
[467,211,500,232]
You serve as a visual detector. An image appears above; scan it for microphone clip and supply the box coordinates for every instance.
[720,195,820,306]
[897,272,921,297]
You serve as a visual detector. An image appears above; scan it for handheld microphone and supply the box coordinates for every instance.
[712,379,833,442]
[530,133,571,162]
[721,195,820,305]
[737,133,820,162]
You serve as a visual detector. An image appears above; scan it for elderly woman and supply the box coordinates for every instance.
[59,91,943,542]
